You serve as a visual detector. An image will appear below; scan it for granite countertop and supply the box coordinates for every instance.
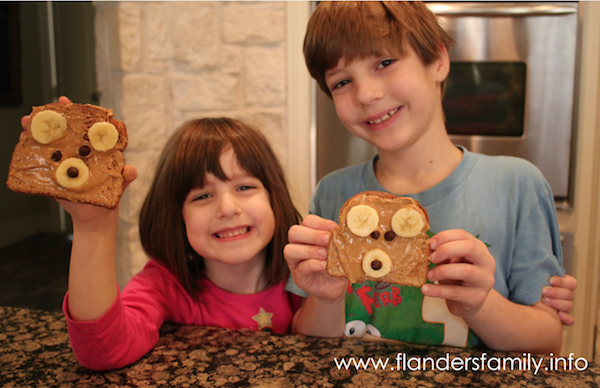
[1,306,599,387]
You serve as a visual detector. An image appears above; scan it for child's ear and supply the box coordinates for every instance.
[433,45,451,83]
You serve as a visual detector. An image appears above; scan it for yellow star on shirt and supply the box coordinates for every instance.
[252,307,274,330]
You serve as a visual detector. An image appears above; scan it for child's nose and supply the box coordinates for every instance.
[217,192,242,218]
[355,79,383,106]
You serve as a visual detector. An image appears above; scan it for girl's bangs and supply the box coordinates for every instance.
[176,120,268,197]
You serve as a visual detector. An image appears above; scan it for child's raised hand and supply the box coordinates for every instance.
[284,215,348,301]
[421,229,496,317]
[57,164,138,225]
[542,274,577,325]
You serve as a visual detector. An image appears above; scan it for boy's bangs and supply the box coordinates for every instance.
[305,1,405,92]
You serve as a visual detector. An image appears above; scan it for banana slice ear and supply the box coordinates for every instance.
[362,249,392,278]
[89,122,119,151]
[346,204,379,237]
[30,110,68,144]
[391,207,426,238]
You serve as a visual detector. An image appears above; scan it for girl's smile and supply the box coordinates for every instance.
[214,226,252,240]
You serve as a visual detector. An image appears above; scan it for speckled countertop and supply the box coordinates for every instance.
[1,306,599,387]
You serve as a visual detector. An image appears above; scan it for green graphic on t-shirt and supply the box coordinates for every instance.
[345,281,479,348]
[343,231,488,348]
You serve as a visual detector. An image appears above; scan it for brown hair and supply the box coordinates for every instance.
[304,1,454,98]
[139,117,302,299]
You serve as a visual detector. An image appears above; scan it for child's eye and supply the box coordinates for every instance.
[193,193,211,201]
[237,185,255,191]
[378,59,396,69]
[331,79,350,91]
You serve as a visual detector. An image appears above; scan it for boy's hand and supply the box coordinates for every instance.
[542,274,577,326]
[284,215,348,301]
[421,229,495,317]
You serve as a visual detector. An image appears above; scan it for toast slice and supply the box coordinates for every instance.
[327,191,430,287]
[6,103,128,209]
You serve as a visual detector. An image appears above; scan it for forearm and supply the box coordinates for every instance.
[292,295,345,337]
[67,211,119,321]
[464,289,562,354]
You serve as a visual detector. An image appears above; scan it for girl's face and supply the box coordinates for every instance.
[182,148,275,272]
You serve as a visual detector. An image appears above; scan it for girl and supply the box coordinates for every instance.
[52,111,302,370]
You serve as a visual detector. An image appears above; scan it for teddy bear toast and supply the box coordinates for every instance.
[6,103,128,209]
[327,191,431,287]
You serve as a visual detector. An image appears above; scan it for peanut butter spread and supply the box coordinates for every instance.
[6,103,128,209]
[327,191,430,287]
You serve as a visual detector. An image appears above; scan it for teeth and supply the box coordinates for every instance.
[216,227,250,239]
[368,107,399,125]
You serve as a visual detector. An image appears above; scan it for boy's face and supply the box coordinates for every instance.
[324,46,449,154]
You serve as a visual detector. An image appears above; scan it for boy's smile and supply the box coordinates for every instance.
[325,45,449,155]
[367,107,400,125]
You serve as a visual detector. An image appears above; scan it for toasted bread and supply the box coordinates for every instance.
[327,191,430,286]
[6,103,127,209]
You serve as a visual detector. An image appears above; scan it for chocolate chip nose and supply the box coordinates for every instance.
[371,260,383,270]
[67,167,79,178]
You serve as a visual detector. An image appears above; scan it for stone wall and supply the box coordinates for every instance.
[93,1,289,287]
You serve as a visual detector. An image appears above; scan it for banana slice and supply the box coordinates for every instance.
[30,110,68,144]
[55,158,89,189]
[391,207,426,238]
[88,122,119,151]
[362,249,392,278]
[346,204,379,237]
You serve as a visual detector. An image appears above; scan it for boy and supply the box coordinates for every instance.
[284,1,575,354]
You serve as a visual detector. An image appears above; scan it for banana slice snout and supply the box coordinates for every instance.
[391,207,425,238]
[56,158,89,189]
[88,122,119,152]
[362,249,392,278]
[347,205,379,237]
[30,110,68,144]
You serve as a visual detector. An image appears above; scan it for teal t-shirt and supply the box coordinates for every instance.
[287,146,564,348]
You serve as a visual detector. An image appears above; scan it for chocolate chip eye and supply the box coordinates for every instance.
[384,231,396,241]
[79,145,91,157]
[370,231,380,240]
[67,167,79,178]
[371,260,383,270]
[51,150,62,162]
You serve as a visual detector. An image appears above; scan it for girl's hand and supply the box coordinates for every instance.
[57,165,138,226]
[21,96,72,133]
[22,96,138,225]
[284,215,348,301]
[542,274,577,325]
[421,229,496,317]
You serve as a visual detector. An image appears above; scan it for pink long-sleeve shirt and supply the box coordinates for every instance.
[63,260,302,371]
